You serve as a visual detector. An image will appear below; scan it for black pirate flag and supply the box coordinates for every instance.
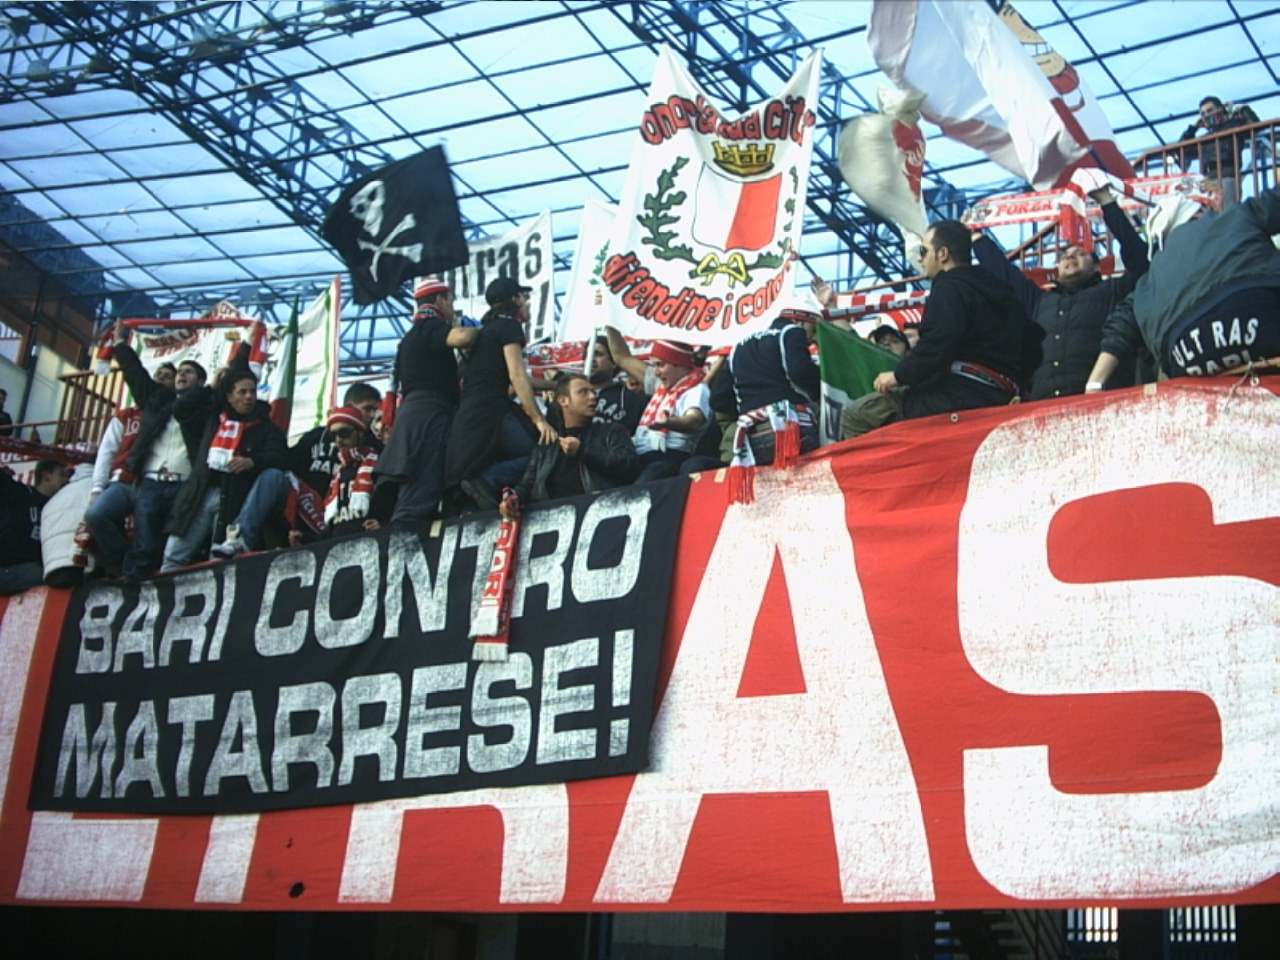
[322,147,469,305]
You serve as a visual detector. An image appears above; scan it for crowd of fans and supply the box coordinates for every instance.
[0,105,1275,592]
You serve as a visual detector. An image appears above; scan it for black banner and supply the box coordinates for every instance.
[32,482,687,815]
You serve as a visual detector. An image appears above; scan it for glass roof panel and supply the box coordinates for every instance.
[0,0,1271,366]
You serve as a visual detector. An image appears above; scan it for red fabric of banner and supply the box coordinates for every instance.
[1,381,1277,912]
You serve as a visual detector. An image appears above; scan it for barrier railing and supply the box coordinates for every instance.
[56,367,124,450]
[1135,116,1277,205]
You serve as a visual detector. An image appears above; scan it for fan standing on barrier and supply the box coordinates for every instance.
[85,319,207,580]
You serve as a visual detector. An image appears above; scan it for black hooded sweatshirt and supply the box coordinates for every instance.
[888,265,1030,421]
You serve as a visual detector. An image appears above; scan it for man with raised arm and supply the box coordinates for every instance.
[971,169,1150,400]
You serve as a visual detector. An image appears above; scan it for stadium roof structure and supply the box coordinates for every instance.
[1,0,1277,374]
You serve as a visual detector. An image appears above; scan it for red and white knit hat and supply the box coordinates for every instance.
[649,340,697,368]
[414,275,449,300]
[326,405,368,433]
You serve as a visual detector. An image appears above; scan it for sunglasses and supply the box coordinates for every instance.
[330,427,356,440]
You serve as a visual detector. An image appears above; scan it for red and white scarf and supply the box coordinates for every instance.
[638,368,706,429]
[726,401,811,505]
[323,446,379,526]
[471,496,522,662]
[206,413,260,472]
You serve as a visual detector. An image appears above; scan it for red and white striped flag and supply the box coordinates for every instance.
[692,164,782,253]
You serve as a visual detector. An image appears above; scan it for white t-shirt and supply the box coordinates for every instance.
[633,382,711,455]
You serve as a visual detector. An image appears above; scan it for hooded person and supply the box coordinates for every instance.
[160,353,288,570]
[1088,188,1280,386]
[444,276,558,508]
[840,219,1028,439]
[374,275,478,528]
[319,405,389,538]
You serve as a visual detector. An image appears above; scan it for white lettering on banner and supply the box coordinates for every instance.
[571,490,650,604]
[76,584,122,674]
[511,505,576,617]
[194,814,259,903]
[315,537,379,649]
[338,785,569,904]
[382,529,455,639]
[596,461,934,904]
[255,551,315,657]
[957,389,1280,899]
[159,570,217,667]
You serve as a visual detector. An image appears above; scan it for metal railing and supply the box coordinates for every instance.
[1135,117,1277,205]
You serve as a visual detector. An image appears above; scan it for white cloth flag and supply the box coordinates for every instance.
[289,278,341,443]
[869,0,1119,190]
[557,198,621,343]
[604,45,822,346]
[434,212,556,341]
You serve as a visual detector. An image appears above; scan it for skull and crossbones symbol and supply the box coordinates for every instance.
[348,180,422,282]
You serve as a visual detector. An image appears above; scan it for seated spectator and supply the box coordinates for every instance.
[316,405,388,539]
[589,335,646,433]
[840,220,1026,438]
[504,374,637,510]
[0,460,69,595]
[1180,96,1261,207]
[286,381,381,540]
[1087,188,1280,387]
[289,381,381,493]
[41,471,96,587]
[85,323,201,580]
[972,170,1149,400]
[869,324,911,357]
[161,361,287,569]
[604,330,710,481]
[714,309,822,475]
[445,277,556,509]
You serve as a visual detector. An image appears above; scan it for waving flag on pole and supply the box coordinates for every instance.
[869,0,1130,190]
[258,277,341,443]
[322,148,468,304]
[604,45,822,346]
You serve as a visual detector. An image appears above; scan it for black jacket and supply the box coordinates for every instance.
[593,379,645,434]
[974,201,1149,399]
[894,265,1027,390]
[1180,104,1260,180]
[115,343,204,478]
[0,470,47,566]
[726,318,820,412]
[513,422,637,505]
[287,424,334,493]
[166,391,287,541]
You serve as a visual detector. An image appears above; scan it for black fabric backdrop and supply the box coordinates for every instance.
[32,480,687,815]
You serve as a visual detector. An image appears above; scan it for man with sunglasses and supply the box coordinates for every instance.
[315,405,387,538]
[840,220,1026,438]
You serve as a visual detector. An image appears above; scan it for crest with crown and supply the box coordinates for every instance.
[712,141,776,177]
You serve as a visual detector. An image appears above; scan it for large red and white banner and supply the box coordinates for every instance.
[1,381,1277,910]
[604,45,821,346]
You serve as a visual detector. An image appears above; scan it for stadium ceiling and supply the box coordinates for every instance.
[1,0,1277,373]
